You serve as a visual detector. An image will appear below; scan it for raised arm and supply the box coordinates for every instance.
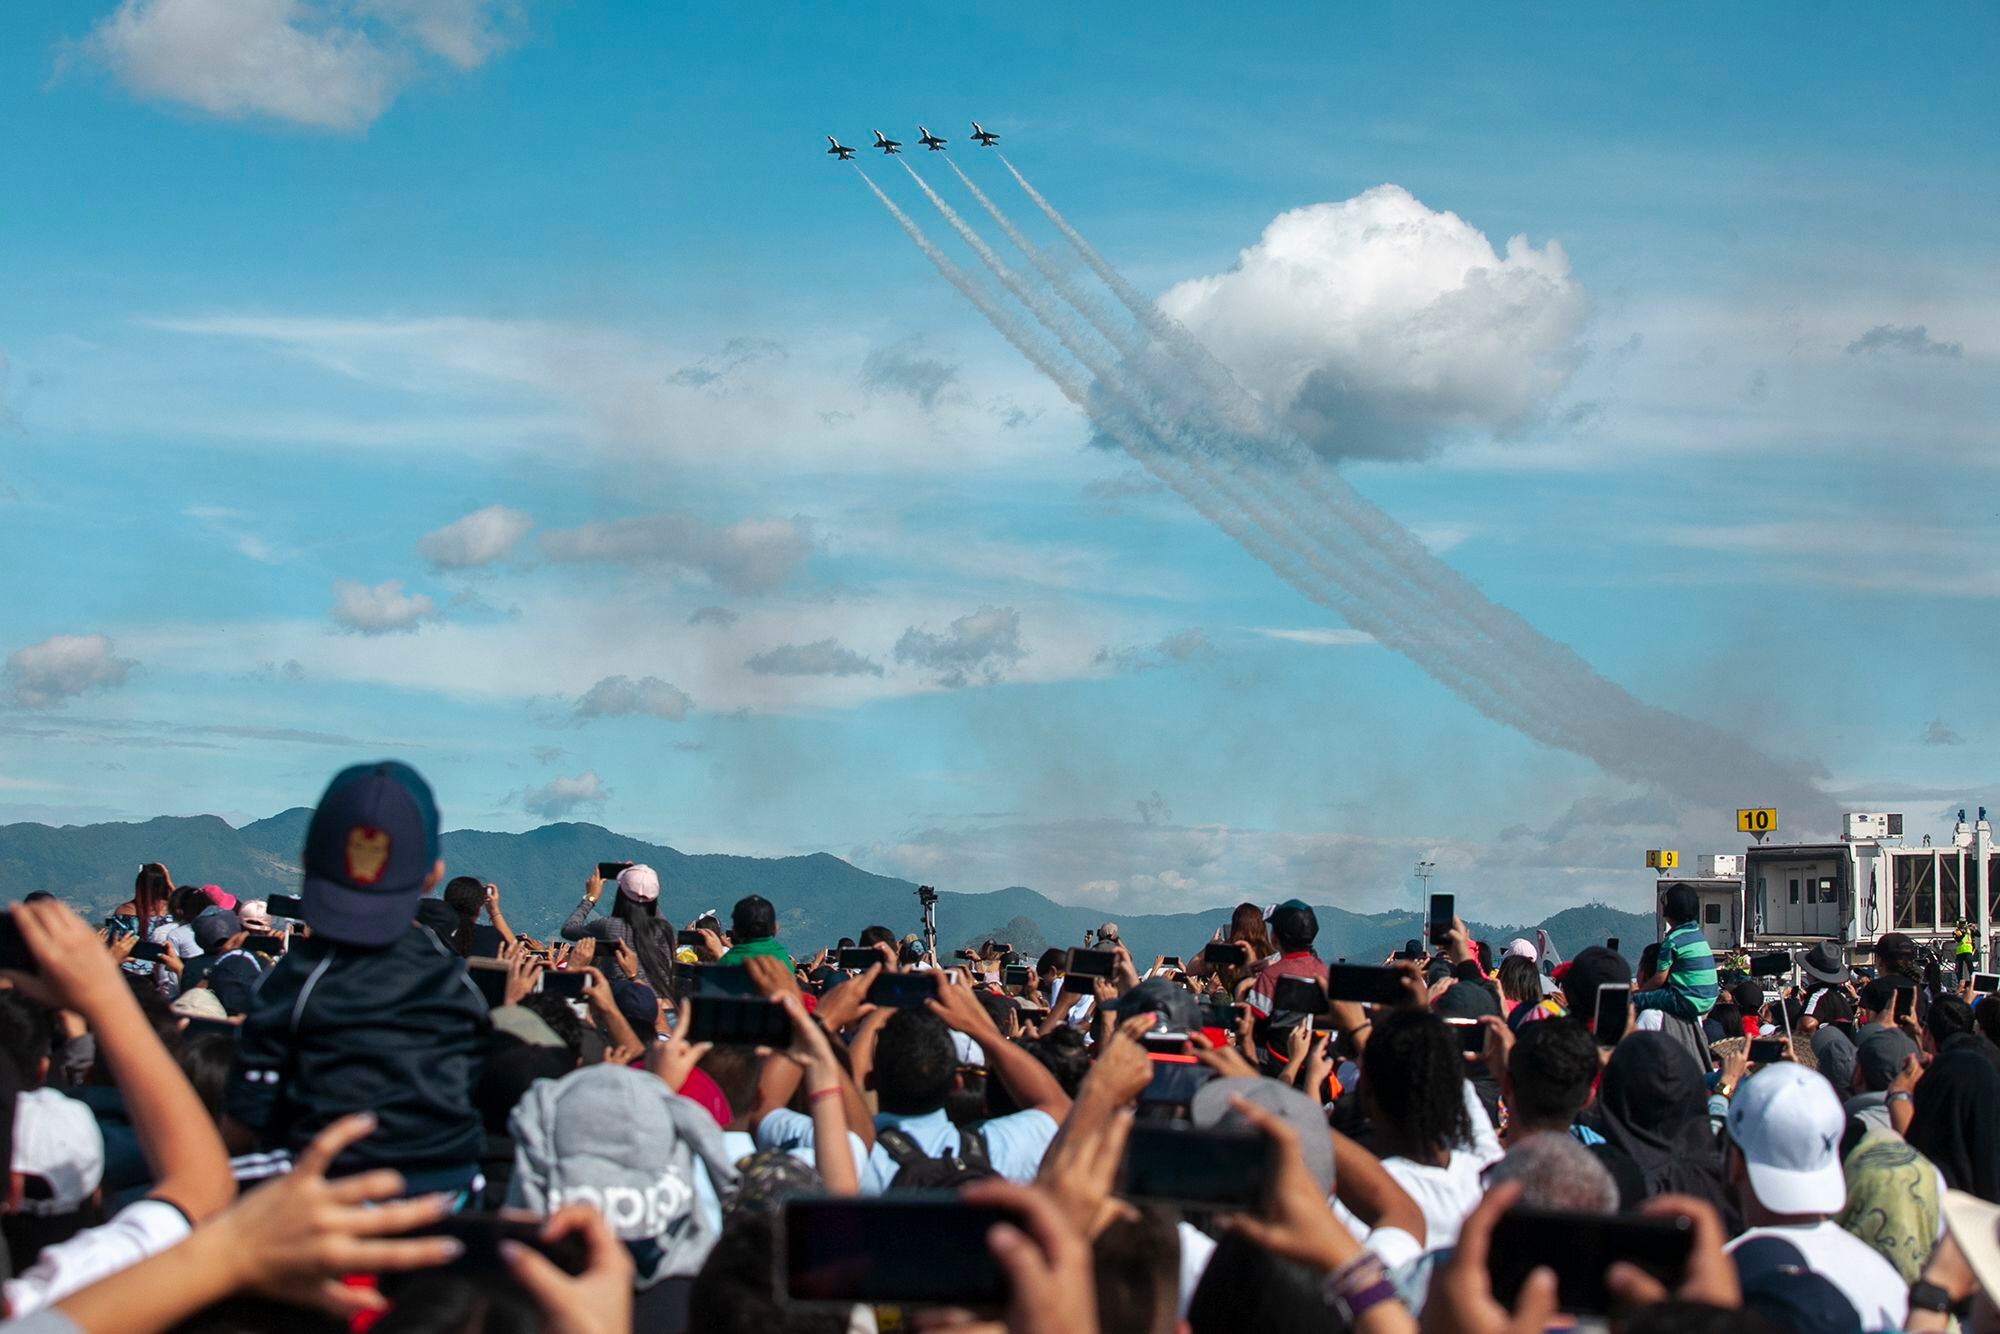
[928,976,1071,1120]
[558,869,605,943]
[6,901,235,1223]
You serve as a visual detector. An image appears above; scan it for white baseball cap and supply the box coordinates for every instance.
[1942,1190,2000,1307]
[13,1089,105,1216]
[1726,1063,1846,1215]
[1504,938,1538,962]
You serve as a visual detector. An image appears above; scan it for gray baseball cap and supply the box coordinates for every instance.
[1190,1075,1334,1194]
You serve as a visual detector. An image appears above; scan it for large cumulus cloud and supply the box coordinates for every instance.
[1159,184,1589,461]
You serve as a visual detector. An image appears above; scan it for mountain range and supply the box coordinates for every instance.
[0,810,1653,967]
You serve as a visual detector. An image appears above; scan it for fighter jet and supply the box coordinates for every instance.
[916,125,947,151]
[826,136,857,160]
[970,121,1000,147]
[872,130,902,155]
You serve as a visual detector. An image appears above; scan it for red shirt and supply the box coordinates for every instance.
[1246,951,1327,1016]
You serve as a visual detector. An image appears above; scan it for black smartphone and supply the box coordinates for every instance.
[1324,963,1407,1005]
[1593,983,1632,1047]
[1141,1032,1192,1056]
[1447,1018,1487,1054]
[1271,975,1329,1015]
[1750,951,1791,977]
[1748,1037,1788,1064]
[0,916,37,974]
[1428,893,1455,948]
[782,1197,1017,1308]
[467,960,510,1008]
[243,933,287,957]
[181,1017,239,1043]
[389,1213,587,1282]
[596,861,632,883]
[1606,937,1621,953]
[1066,948,1117,980]
[1488,1208,1692,1314]
[541,970,589,1000]
[1894,982,1917,1019]
[265,894,306,921]
[1202,941,1248,967]
[128,939,166,963]
[866,971,939,1008]
[1310,1012,1337,1033]
[1159,955,1183,970]
[1138,1054,1215,1107]
[1118,1121,1271,1210]
[685,964,759,999]
[1199,1000,1241,1030]
[677,929,705,948]
[838,947,881,971]
[686,996,792,1046]
[102,916,133,941]
[1974,973,2000,995]
[1001,964,1031,989]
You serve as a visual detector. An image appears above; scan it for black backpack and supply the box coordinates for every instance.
[877,1125,992,1190]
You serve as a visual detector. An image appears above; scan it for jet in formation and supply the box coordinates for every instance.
[970,121,999,146]
[872,130,902,155]
[825,136,856,160]
[917,125,947,151]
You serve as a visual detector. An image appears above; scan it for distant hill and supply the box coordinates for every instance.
[0,812,1653,966]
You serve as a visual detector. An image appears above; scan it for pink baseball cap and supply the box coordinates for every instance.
[199,885,238,911]
[616,864,660,904]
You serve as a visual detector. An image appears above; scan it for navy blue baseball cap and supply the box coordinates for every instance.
[301,761,440,947]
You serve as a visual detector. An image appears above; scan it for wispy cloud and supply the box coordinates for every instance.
[1845,324,1963,358]
[1254,626,1378,648]
[746,639,883,679]
[329,579,440,634]
[419,504,532,570]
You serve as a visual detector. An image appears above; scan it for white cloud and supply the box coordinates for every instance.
[574,675,693,722]
[522,770,607,819]
[1094,628,1214,674]
[1160,184,1589,461]
[329,579,439,634]
[1846,324,1963,358]
[542,514,812,595]
[894,606,1027,688]
[86,0,521,132]
[418,504,531,569]
[746,639,883,679]
[1664,521,2000,598]
[1254,626,1377,648]
[5,635,137,709]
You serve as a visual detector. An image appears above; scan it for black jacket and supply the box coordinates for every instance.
[224,915,490,1177]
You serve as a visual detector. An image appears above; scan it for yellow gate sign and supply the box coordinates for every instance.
[1736,808,1778,834]
[1645,849,1679,870]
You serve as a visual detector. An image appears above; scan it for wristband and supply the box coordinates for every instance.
[1908,1279,1954,1315]
[1887,1091,1914,1105]
[1323,1253,1396,1324]
[807,1085,842,1105]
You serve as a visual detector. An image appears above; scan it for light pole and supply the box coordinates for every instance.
[1414,860,1436,917]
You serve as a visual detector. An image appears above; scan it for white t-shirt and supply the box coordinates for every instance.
[3,1199,192,1317]
[1726,1220,1909,1331]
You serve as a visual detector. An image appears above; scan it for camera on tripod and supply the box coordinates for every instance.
[915,884,938,906]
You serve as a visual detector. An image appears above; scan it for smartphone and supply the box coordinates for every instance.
[596,862,632,883]
[1199,1001,1241,1030]
[389,1213,587,1282]
[1488,1208,1692,1315]
[1750,951,1792,977]
[0,917,37,974]
[541,970,589,1000]
[782,1197,1017,1308]
[1141,1032,1193,1056]
[1593,983,1632,1047]
[1310,1012,1337,1033]
[181,1017,239,1043]
[265,894,306,921]
[1974,973,2000,995]
[838,947,882,971]
[686,996,792,1046]
[1001,964,1032,989]
[1138,1054,1215,1107]
[1428,893,1455,948]
[1323,963,1407,1006]
[243,933,287,957]
[1271,975,1329,1015]
[467,959,510,1008]
[677,930,706,949]
[1606,937,1621,953]
[1748,1037,1788,1064]
[1118,1121,1271,1210]
[866,971,939,1008]
[1066,948,1117,980]
[685,964,759,999]
[1894,983,1917,1019]
[1446,1017,1487,1054]
[1202,941,1248,967]
[128,939,166,963]
[1159,955,1183,970]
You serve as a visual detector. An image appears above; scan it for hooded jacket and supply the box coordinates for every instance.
[224,909,489,1181]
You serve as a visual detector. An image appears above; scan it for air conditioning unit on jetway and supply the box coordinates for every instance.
[1844,813,1904,841]
[1697,855,1742,878]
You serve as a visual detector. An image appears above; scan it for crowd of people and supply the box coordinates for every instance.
[1,761,1999,1332]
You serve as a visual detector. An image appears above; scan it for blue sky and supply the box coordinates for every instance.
[2,2,1995,921]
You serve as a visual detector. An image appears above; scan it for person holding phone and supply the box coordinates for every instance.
[560,864,676,999]
[1632,886,1720,1066]
[1244,901,1329,1019]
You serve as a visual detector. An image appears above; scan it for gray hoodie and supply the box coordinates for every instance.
[507,1063,741,1282]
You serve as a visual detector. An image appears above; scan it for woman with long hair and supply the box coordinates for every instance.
[560,863,675,998]
[1188,901,1277,990]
